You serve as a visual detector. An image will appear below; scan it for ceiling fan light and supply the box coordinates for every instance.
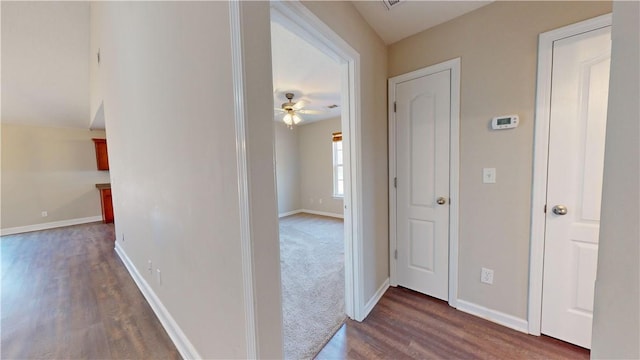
[283,113,294,126]
[293,114,302,124]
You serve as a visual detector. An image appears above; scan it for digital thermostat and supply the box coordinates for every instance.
[491,115,519,130]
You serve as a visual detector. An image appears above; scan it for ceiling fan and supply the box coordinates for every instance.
[275,92,324,129]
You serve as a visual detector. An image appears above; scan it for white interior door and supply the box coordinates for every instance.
[541,26,611,349]
[395,69,450,301]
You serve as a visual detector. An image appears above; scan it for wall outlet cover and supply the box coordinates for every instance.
[481,267,494,284]
[483,168,496,184]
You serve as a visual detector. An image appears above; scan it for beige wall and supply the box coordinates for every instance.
[1,2,90,129]
[592,1,640,358]
[299,117,343,215]
[94,2,282,358]
[275,121,301,214]
[275,117,343,216]
[8,1,636,357]
[1,124,109,230]
[304,0,390,302]
[389,1,612,319]
[89,0,104,128]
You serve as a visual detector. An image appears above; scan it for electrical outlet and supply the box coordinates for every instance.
[156,269,162,285]
[147,260,153,273]
[319,198,323,204]
[481,267,494,284]
[41,211,48,217]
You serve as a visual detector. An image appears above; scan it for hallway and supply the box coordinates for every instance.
[1,223,179,359]
[317,287,590,359]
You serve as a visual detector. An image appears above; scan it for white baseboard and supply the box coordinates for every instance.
[456,299,529,334]
[300,209,344,219]
[362,278,390,320]
[1,216,103,236]
[115,243,201,359]
[278,209,302,218]
[278,209,344,219]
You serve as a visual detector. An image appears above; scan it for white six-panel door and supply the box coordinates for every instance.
[395,69,451,300]
[541,25,611,349]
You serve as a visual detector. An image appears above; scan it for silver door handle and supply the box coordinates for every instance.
[436,197,447,205]
[552,205,568,215]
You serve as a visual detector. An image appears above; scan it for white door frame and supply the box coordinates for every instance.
[388,58,461,307]
[270,1,365,321]
[528,13,612,335]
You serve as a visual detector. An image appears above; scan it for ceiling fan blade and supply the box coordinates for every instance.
[292,100,307,111]
[274,108,286,112]
[298,109,325,115]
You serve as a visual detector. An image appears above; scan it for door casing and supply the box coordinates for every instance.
[389,58,461,307]
[528,13,612,336]
[270,0,366,321]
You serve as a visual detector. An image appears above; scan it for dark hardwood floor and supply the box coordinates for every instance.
[2,222,590,359]
[316,287,590,360]
[1,223,179,359]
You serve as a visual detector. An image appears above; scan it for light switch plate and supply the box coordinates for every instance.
[483,168,496,183]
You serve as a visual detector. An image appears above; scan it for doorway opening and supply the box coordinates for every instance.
[271,19,344,359]
[270,1,363,358]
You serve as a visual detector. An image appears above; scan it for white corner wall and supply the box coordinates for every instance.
[237,2,284,357]
[93,2,282,358]
[591,1,640,358]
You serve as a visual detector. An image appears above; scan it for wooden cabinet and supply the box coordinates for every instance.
[92,138,109,170]
[93,138,112,222]
[96,184,113,223]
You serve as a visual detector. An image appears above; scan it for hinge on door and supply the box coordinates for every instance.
[394,177,397,188]
[394,102,397,113]
[394,249,398,259]
[544,204,547,213]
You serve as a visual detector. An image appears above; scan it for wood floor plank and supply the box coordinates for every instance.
[3,222,592,359]
[316,287,590,360]
[1,222,180,359]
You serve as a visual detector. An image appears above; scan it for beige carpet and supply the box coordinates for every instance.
[279,213,345,360]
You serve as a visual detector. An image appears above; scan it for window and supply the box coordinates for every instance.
[332,132,343,197]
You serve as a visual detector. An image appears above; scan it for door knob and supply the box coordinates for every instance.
[436,197,447,205]
[552,205,568,215]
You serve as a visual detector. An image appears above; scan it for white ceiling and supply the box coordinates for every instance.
[1,2,90,129]
[352,1,493,45]
[271,21,342,125]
